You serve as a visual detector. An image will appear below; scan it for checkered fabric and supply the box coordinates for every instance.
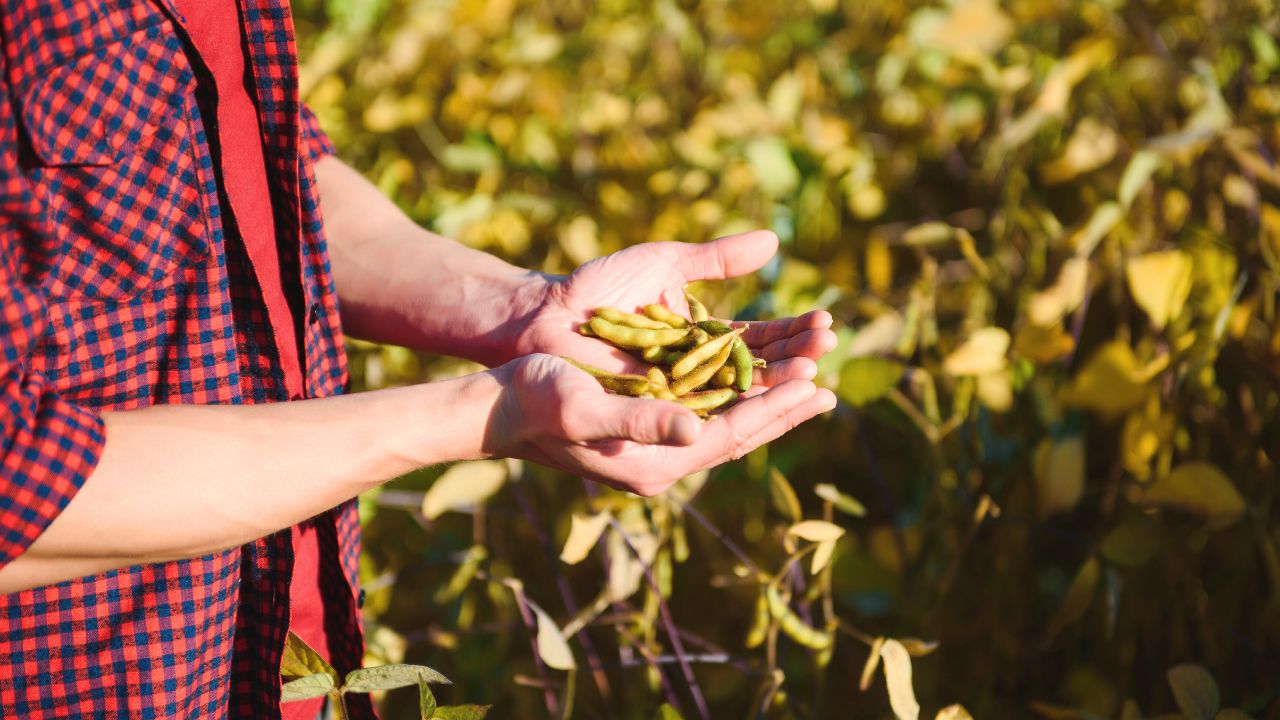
[0,1,370,717]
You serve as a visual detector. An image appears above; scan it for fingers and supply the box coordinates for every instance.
[657,230,779,283]
[692,380,819,464]
[753,357,817,388]
[563,387,703,446]
[737,310,832,349]
[731,387,837,459]
[755,326,839,363]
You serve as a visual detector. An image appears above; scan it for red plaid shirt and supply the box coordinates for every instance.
[0,1,370,717]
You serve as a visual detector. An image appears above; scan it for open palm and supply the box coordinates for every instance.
[512,230,837,389]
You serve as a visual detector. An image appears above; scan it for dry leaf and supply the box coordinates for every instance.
[859,637,886,691]
[769,467,803,524]
[1167,664,1219,720]
[880,639,920,720]
[1034,436,1085,517]
[1060,341,1151,416]
[559,512,611,565]
[787,520,846,543]
[935,705,975,720]
[1126,250,1193,330]
[942,327,1010,376]
[811,539,837,575]
[532,603,577,671]
[422,461,507,520]
[814,483,868,517]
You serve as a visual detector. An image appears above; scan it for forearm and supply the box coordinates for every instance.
[0,371,502,593]
[317,156,549,366]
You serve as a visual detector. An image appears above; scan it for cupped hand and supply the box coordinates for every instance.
[511,231,838,390]
[485,354,837,496]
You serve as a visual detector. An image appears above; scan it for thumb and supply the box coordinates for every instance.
[659,229,779,283]
[569,392,703,446]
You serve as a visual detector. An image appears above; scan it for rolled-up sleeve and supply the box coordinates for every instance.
[300,102,336,164]
[0,57,105,569]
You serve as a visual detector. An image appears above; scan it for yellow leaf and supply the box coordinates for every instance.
[421,461,508,520]
[1126,250,1194,330]
[859,637,886,691]
[1040,118,1120,185]
[814,483,868,517]
[532,603,577,671]
[559,512,611,565]
[1014,323,1076,364]
[811,539,837,575]
[1144,463,1246,528]
[936,705,975,720]
[769,467,802,524]
[1028,258,1089,326]
[898,638,939,657]
[976,369,1014,413]
[942,327,1010,376]
[1167,664,1220,720]
[1060,341,1151,416]
[1034,436,1086,517]
[880,639,920,720]
[787,520,846,543]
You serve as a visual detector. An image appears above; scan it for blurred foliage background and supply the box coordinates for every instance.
[291,0,1280,717]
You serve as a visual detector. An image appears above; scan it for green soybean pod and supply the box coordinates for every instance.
[588,317,689,349]
[674,387,738,412]
[671,326,743,378]
[642,304,689,329]
[695,319,734,336]
[731,339,753,392]
[686,291,710,322]
[578,322,597,337]
[595,307,672,330]
[765,586,833,650]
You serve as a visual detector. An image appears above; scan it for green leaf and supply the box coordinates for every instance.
[1167,664,1220,720]
[838,356,904,407]
[344,664,451,694]
[1100,514,1169,567]
[280,673,336,702]
[814,483,867,517]
[768,467,802,523]
[1045,556,1099,642]
[419,678,437,720]
[281,631,337,681]
[431,705,494,720]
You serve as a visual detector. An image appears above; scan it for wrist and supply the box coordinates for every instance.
[386,368,509,466]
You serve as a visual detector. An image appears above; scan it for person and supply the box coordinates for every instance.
[0,0,837,717]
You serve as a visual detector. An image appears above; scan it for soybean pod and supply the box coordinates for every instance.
[730,339,753,392]
[671,326,744,379]
[588,317,690,349]
[686,291,710,322]
[675,388,738,412]
[563,357,652,396]
[765,585,833,650]
[669,339,736,395]
[711,365,736,389]
[595,306,672,330]
[642,304,689,328]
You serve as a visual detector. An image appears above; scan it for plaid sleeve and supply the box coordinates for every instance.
[300,102,336,163]
[0,54,106,570]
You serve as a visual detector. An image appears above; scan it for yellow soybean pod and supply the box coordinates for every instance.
[646,367,668,388]
[711,365,736,389]
[595,307,671,330]
[674,388,738,412]
[588,318,689,349]
[642,304,689,329]
[671,327,743,378]
[686,291,710,322]
[669,341,734,395]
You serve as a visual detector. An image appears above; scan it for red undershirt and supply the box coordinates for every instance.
[170,3,328,718]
